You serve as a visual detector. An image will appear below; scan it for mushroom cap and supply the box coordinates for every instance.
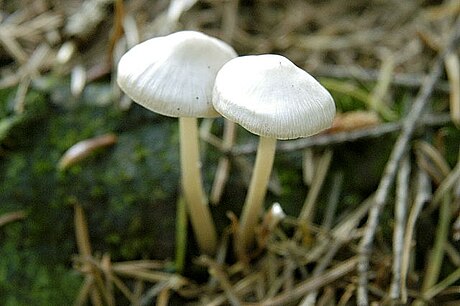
[212,54,336,139]
[117,31,237,118]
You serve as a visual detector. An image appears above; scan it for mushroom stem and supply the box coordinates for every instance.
[236,136,277,260]
[179,116,217,255]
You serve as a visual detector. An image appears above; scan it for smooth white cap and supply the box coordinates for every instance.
[212,54,336,139]
[117,31,237,118]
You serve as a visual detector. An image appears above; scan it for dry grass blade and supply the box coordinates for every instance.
[430,149,460,211]
[357,18,460,305]
[0,210,26,227]
[250,257,358,306]
[0,30,28,63]
[424,267,460,300]
[13,78,30,114]
[445,53,460,127]
[400,168,431,303]
[112,268,188,286]
[0,41,51,92]
[108,0,125,63]
[297,149,333,225]
[156,287,171,306]
[413,193,453,305]
[111,260,169,271]
[74,203,92,259]
[321,171,343,231]
[74,276,97,306]
[389,156,410,302]
[300,236,345,305]
[109,272,138,303]
[73,203,108,305]
[206,273,261,306]
[300,195,372,268]
[414,140,451,185]
[369,53,395,118]
[338,283,357,306]
[197,256,242,306]
[20,42,50,76]
[100,254,115,306]
[74,254,193,305]
[139,280,174,306]
[302,148,315,186]
[210,119,237,205]
[0,11,62,63]
[7,12,63,40]
[209,0,239,204]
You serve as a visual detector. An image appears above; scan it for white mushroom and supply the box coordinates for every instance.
[117,31,237,255]
[212,54,335,259]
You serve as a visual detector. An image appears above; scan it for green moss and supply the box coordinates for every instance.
[0,82,181,302]
[0,221,81,306]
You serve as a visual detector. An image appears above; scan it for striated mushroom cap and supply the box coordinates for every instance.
[117,31,237,118]
[212,54,336,139]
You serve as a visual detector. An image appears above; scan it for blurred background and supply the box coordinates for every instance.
[0,0,459,305]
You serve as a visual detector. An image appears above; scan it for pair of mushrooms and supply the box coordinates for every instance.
[117,31,335,257]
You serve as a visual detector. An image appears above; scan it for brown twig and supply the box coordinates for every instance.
[232,113,452,155]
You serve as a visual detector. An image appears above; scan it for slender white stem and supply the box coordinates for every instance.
[179,117,217,255]
[237,136,277,259]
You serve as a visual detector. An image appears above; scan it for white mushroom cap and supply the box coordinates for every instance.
[117,31,237,118]
[212,54,336,139]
